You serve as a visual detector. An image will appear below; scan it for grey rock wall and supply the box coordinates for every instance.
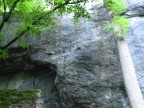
[0,3,130,108]
[126,0,144,95]
[125,0,144,17]
[54,7,130,108]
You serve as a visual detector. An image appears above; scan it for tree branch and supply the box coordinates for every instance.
[36,0,72,22]
[2,0,6,19]
[1,0,72,49]
[1,0,88,49]
[0,0,20,32]
[2,28,30,49]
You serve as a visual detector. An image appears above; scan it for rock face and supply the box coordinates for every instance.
[0,59,62,108]
[0,3,130,108]
[0,89,40,108]
[54,8,130,108]
[125,0,144,95]
[125,0,144,17]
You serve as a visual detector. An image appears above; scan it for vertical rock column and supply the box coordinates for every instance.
[55,4,130,108]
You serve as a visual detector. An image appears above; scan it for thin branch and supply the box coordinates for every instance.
[0,0,20,32]
[36,0,71,21]
[2,0,6,18]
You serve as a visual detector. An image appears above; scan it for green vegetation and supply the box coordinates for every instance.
[0,89,37,108]
[0,49,8,59]
[105,0,130,40]
[0,0,92,59]
[106,0,127,15]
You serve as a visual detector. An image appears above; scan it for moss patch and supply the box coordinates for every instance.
[0,89,37,108]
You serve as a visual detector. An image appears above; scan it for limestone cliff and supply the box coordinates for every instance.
[2,1,143,107]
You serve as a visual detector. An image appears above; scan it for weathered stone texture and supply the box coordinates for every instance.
[125,0,144,96]
[0,3,130,108]
[125,0,144,17]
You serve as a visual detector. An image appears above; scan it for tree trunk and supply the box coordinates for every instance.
[117,40,144,108]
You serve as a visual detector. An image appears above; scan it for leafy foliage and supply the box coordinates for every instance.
[113,16,130,36]
[0,49,8,59]
[0,0,91,59]
[106,0,127,15]
[105,0,130,40]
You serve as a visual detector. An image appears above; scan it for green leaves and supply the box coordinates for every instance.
[0,49,8,59]
[113,16,130,35]
[0,0,91,59]
[54,0,65,6]
[19,41,29,49]
[106,0,127,15]
[73,5,91,24]
[0,32,4,41]
[105,0,129,40]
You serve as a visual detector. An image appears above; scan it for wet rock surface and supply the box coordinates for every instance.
[0,4,130,108]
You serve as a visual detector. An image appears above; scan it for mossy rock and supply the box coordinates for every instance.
[0,89,38,108]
